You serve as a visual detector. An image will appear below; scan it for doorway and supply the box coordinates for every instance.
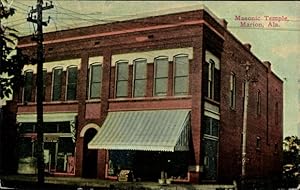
[82,128,98,178]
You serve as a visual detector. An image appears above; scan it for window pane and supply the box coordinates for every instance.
[203,116,210,135]
[155,78,167,96]
[58,122,71,133]
[203,63,209,97]
[175,76,188,95]
[155,58,168,78]
[134,60,147,79]
[18,137,33,158]
[52,68,62,101]
[67,84,76,100]
[44,123,58,133]
[90,83,100,98]
[91,65,101,83]
[116,81,128,97]
[211,118,219,137]
[24,71,33,102]
[134,79,146,97]
[117,62,128,80]
[20,123,35,133]
[175,56,189,76]
[68,67,77,84]
[214,69,220,102]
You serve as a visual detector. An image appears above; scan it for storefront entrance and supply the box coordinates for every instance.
[82,128,98,178]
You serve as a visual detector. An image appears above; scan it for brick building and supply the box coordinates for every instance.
[13,6,283,184]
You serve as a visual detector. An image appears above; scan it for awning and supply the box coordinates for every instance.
[88,109,190,152]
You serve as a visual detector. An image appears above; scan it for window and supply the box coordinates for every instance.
[256,90,261,116]
[230,73,236,109]
[154,56,168,96]
[66,66,78,100]
[89,63,102,99]
[203,116,219,137]
[23,70,33,102]
[256,137,261,150]
[174,54,189,95]
[203,52,220,102]
[52,67,63,101]
[116,61,128,98]
[133,59,147,97]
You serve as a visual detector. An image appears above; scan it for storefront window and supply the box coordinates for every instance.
[18,122,75,175]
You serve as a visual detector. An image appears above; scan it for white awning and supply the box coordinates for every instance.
[88,109,190,152]
[16,112,77,123]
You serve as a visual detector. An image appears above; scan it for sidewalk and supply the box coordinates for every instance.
[0,175,236,190]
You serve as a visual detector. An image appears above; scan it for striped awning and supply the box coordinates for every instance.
[88,109,190,152]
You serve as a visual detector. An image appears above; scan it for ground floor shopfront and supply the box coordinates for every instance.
[16,113,77,176]
[81,109,220,183]
[15,108,220,183]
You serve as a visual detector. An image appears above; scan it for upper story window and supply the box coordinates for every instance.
[23,70,33,103]
[203,51,220,102]
[52,67,63,101]
[89,63,102,99]
[229,73,236,109]
[154,56,168,96]
[174,54,189,96]
[256,90,261,116]
[133,58,147,97]
[116,61,128,98]
[66,66,78,100]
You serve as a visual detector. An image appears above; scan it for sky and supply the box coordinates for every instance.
[4,1,300,137]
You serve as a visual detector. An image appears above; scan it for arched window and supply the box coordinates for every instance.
[133,58,147,97]
[154,56,168,96]
[256,90,261,116]
[23,70,33,102]
[116,60,128,98]
[230,72,236,109]
[66,66,78,100]
[173,54,189,95]
[52,66,63,101]
[89,63,102,99]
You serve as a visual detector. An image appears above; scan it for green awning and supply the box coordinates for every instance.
[88,109,190,152]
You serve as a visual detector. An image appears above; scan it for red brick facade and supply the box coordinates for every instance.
[12,8,283,184]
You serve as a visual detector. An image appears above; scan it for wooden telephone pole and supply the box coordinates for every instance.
[27,0,53,185]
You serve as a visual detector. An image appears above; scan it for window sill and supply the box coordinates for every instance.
[204,97,220,106]
[109,95,192,102]
[86,99,101,103]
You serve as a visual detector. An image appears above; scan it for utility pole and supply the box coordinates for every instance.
[241,61,257,189]
[27,0,53,186]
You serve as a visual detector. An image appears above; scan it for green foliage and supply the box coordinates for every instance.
[282,136,300,187]
[0,0,27,99]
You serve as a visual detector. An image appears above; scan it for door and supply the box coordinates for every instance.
[202,137,218,180]
[44,142,57,172]
[82,128,98,178]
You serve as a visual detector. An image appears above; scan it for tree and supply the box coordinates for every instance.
[0,0,27,100]
[282,136,300,187]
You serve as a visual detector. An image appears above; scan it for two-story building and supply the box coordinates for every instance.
[13,6,283,184]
